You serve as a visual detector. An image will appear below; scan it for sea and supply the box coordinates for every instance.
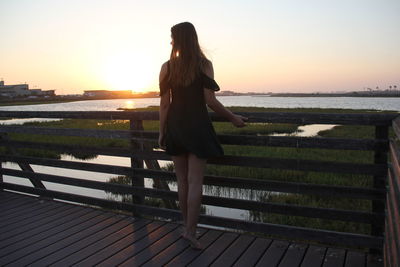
[0,95,399,112]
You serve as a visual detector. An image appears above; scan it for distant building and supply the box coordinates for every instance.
[83,90,133,98]
[0,80,55,98]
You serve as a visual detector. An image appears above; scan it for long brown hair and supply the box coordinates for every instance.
[168,22,207,87]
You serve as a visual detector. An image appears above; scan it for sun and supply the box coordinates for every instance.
[102,52,153,93]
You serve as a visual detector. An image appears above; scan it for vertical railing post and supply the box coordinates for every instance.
[0,160,3,191]
[372,125,389,239]
[130,119,145,211]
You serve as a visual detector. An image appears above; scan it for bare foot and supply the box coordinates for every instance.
[182,234,202,250]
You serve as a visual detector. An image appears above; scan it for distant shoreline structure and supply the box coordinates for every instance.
[216,89,400,97]
[269,91,400,97]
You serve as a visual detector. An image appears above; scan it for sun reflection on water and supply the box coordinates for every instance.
[125,100,135,109]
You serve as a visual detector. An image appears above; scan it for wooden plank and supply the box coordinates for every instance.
[52,218,152,266]
[388,143,400,266]
[0,191,22,201]
[0,196,41,214]
[0,139,135,158]
[212,111,395,126]
[392,116,400,139]
[140,228,208,267]
[0,110,160,120]
[0,154,134,176]
[300,245,327,267]
[0,150,386,178]
[0,155,385,200]
[387,170,400,261]
[0,208,103,260]
[0,125,388,151]
[383,235,390,267]
[210,234,255,267]
[95,223,179,267]
[199,213,384,250]
[165,230,223,266]
[372,125,389,238]
[389,142,400,209]
[0,202,65,232]
[366,254,384,267]
[209,155,386,175]
[0,192,385,267]
[277,243,308,267]
[0,199,59,223]
[0,125,132,139]
[344,251,366,267]
[386,197,399,267]
[118,226,184,266]
[73,221,165,266]
[0,205,85,247]
[0,110,395,125]
[1,212,117,266]
[186,232,238,267]
[28,216,132,266]
[218,134,388,151]
[0,133,46,189]
[0,160,3,187]
[233,237,272,267]
[2,168,383,224]
[322,248,346,267]
[255,240,290,267]
[0,199,54,219]
[0,183,384,249]
[0,194,23,205]
[130,119,145,206]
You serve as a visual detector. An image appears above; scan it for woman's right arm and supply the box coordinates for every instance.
[203,62,247,127]
[159,62,170,149]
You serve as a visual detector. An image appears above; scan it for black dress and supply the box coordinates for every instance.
[159,62,224,159]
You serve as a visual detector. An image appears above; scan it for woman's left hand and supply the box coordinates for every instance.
[231,114,248,128]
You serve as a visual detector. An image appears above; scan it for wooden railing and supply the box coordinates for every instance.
[386,116,400,266]
[0,110,396,254]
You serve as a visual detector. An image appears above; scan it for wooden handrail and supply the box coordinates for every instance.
[0,110,396,125]
[384,116,400,266]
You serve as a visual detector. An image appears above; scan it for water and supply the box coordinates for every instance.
[1,96,398,221]
[0,96,399,111]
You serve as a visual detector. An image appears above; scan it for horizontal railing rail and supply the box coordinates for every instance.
[0,140,387,175]
[0,155,386,200]
[0,125,389,151]
[0,110,394,251]
[0,110,397,125]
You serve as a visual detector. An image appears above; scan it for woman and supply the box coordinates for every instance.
[158,22,247,249]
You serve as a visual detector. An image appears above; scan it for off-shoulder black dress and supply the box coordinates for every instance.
[159,62,224,159]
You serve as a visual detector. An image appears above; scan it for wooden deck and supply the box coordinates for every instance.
[0,191,383,267]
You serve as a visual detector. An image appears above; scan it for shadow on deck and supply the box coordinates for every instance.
[0,191,383,267]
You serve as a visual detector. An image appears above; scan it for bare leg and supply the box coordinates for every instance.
[185,153,207,249]
[172,154,189,231]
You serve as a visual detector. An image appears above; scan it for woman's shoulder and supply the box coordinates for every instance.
[201,58,212,69]
[161,60,170,70]
[200,58,214,78]
[159,60,170,82]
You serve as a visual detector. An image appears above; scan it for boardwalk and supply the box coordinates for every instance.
[0,191,383,267]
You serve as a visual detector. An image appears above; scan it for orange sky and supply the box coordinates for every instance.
[1,0,399,95]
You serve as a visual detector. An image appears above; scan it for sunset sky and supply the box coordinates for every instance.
[1,0,399,95]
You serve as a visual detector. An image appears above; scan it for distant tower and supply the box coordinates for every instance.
[0,79,4,87]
